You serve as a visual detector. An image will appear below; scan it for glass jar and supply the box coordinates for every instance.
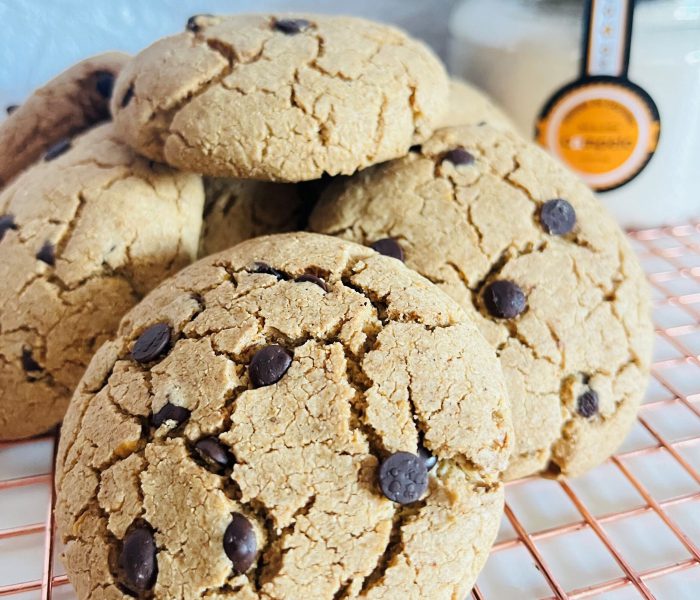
[449,0,700,229]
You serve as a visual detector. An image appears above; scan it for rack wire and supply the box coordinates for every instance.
[1,223,699,599]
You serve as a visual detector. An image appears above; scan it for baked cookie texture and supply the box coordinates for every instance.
[0,124,204,440]
[310,124,653,479]
[111,14,449,182]
[0,52,129,188]
[55,232,512,600]
[199,177,308,257]
[439,79,516,132]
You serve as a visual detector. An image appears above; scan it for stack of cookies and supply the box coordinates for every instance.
[0,13,653,600]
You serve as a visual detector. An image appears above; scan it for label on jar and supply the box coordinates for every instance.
[536,0,660,192]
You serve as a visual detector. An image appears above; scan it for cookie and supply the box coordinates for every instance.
[439,79,516,131]
[310,125,653,479]
[0,52,129,188]
[111,14,449,181]
[55,232,512,599]
[0,124,204,440]
[199,177,309,257]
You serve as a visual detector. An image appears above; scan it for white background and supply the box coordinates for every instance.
[0,0,457,107]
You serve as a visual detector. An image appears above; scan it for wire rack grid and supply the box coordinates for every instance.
[0,223,699,600]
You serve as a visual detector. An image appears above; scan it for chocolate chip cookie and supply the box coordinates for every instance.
[0,124,204,440]
[111,14,448,181]
[0,52,128,188]
[199,177,309,257]
[310,125,653,479]
[439,79,516,131]
[55,232,511,599]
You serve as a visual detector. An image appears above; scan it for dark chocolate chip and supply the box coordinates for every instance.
[36,241,55,266]
[195,437,233,469]
[274,18,312,34]
[0,214,17,241]
[295,273,328,292]
[224,513,257,574]
[379,451,428,505]
[152,402,191,428]
[483,280,526,319]
[119,526,157,593]
[417,443,437,471]
[21,348,41,372]
[577,389,599,418]
[132,323,171,363]
[539,199,576,236]
[251,261,285,280]
[249,345,292,387]
[121,84,134,108]
[443,147,474,166]
[44,138,71,161]
[94,70,115,99]
[409,144,422,153]
[6,104,18,115]
[186,14,213,32]
[371,238,404,262]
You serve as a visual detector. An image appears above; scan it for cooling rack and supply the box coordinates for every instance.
[1,223,699,600]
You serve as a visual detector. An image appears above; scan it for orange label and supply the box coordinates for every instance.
[537,80,660,192]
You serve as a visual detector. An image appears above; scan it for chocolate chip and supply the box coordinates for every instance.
[379,451,428,505]
[94,70,115,99]
[224,513,257,574]
[0,214,17,242]
[119,526,157,593]
[417,443,437,471]
[409,144,422,153]
[540,199,576,236]
[132,323,171,363]
[121,84,134,108]
[251,262,285,280]
[443,147,474,166]
[21,348,41,372]
[6,104,18,115]
[371,238,404,262]
[194,437,233,469]
[249,345,292,387]
[186,14,213,32]
[295,273,328,292]
[577,389,599,418]
[483,280,526,319]
[36,241,55,266]
[44,138,71,161]
[152,402,190,428]
[274,18,312,34]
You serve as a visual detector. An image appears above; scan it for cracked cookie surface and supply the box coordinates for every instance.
[55,232,511,599]
[0,52,129,188]
[0,124,204,440]
[110,14,448,182]
[199,177,310,258]
[310,125,653,479]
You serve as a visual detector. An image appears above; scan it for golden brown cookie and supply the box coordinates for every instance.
[0,124,204,440]
[439,79,516,131]
[310,125,653,479]
[199,177,310,257]
[0,52,129,187]
[55,232,511,599]
[111,14,448,181]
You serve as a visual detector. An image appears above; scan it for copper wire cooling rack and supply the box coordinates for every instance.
[1,224,699,600]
